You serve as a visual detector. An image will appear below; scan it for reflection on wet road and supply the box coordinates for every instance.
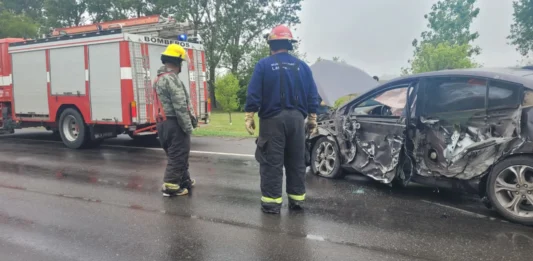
[1,130,532,261]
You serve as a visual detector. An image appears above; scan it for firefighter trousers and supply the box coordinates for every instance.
[156,117,192,187]
[255,109,306,207]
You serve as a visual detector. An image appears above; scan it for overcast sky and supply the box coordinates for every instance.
[294,0,525,79]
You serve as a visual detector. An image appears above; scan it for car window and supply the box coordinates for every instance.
[424,77,487,114]
[353,87,409,117]
[488,80,521,109]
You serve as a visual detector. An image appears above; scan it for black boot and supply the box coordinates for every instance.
[180,178,196,190]
[261,202,281,214]
[288,199,304,211]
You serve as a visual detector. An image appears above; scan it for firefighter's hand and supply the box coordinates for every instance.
[244,112,256,135]
[307,113,318,135]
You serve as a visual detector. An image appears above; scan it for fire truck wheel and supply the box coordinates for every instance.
[58,108,88,149]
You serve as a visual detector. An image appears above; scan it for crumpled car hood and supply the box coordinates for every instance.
[310,60,379,106]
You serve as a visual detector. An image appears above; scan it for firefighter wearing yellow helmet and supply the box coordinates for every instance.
[153,43,198,197]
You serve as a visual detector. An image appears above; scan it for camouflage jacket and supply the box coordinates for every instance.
[154,66,194,134]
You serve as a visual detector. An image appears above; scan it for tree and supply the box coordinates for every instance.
[403,42,478,75]
[517,57,533,67]
[215,73,240,124]
[508,0,533,57]
[0,9,39,38]
[404,0,481,74]
[1,0,45,19]
[1,0,44,35]
[223,0,303,75]
[412,0,481,56]
[235,41,270,110]
[174,0,230,109]
[86,0,159,22]
[234,39,308,110]
[44,0,88,28]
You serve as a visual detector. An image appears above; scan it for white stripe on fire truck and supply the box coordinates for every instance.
[47,72,50,83]
[120,67,132,80]
[0,75,12,86]
[85,70,89,81]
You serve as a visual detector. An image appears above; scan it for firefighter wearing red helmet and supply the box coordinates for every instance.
[244,25,319,214]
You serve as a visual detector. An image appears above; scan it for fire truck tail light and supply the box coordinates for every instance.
[131,101,137,118]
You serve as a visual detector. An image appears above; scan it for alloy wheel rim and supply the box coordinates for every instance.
[494,165,533,218]
[315,141,336,176]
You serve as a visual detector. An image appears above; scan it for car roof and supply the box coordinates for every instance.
[391,67,533,89]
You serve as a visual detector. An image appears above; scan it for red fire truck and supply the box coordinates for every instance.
[0,16,210,149]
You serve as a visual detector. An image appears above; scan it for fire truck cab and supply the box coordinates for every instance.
[0,16,210,149]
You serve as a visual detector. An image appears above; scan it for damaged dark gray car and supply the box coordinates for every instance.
[306,67,533,225]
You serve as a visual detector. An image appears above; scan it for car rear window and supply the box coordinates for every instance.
[424,77,522,114]
[488,80,521,110]
[425,78,486,113]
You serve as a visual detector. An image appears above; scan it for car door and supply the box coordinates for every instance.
[343,81,418,183]
[413,76,522,180]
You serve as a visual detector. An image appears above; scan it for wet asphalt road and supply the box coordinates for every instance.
[1,129,533,261]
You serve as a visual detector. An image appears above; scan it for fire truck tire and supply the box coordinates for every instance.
[58,108,89,149]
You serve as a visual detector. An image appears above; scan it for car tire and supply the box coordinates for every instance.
[310,137,343,179]
[486,155,533,225]
[58,108,89,149]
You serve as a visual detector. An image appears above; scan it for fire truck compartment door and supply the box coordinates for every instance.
[89,43,123,122]
[12,50,49,115]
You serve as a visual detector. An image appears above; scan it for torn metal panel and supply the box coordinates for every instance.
[341,115,358,162]
[348,119,405,183]
[415,108,523,180]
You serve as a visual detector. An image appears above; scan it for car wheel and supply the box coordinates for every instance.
[487,156,533,225]
[311,137,342,179]
[58,108,88,149]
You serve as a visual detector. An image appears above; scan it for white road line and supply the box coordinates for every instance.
[306,234,326,241]
[7,138,255,158]
[420,200,492,219]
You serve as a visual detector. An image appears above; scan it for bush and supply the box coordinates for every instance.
[215,73,240,124]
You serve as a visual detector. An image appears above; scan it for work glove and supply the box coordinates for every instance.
[244,112,256,135]
[307,113,318,135]
[190,113,198,129]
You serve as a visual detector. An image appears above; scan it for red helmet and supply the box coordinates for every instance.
[265,25,297,43]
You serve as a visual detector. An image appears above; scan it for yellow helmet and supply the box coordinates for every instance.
[161,43,187,59]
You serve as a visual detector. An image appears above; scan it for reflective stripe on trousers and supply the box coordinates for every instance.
[261,196,283,204]
[288,193,306,201]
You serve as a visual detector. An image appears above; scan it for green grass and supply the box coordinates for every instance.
[193,111,259,138]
